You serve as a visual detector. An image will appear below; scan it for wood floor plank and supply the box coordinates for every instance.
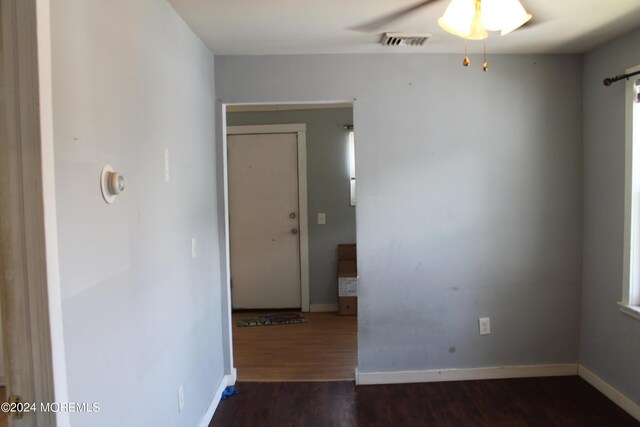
[232,312,357,381]
[0,387,6,427]
[210,377,640,427]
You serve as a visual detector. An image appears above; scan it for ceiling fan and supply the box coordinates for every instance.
[351,0,534,70]
[350,0,442,33]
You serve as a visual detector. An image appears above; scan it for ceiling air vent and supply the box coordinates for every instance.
[381,32,429,47]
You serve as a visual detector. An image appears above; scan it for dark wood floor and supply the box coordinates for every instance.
[0,387,6,427]
[209,376,639,427]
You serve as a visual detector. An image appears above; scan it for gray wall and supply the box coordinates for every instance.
[51,0,225,425]
[215,54,583,373]
[580,27,640,404]
[227,108,356,306]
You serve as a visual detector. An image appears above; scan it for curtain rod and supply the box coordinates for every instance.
[603,70,640,86]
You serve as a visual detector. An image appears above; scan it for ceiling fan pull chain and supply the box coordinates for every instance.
[483,39,488,72]
[463,38,470,67]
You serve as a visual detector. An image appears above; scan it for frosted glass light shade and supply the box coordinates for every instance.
[439,0,531,39]
[467,5,488,40]
[437,0,476,38]
[482,0,532,35]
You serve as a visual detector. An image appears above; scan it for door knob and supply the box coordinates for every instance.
[289,212,296,219]
[291,228,299,235]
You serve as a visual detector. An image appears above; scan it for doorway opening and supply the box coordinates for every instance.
[222,102,358,381]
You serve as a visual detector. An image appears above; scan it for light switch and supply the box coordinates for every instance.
[178,384,184,412]
[191,238,197,259]
[479,317,491,335]
[318,213,326,225]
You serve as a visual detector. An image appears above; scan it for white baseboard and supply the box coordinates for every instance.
[309,304,338,312]
[198,368,237,427]
[356,363,578,385]
[578,364,640,421]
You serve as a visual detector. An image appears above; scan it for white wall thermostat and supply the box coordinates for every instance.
[100,164,125,204]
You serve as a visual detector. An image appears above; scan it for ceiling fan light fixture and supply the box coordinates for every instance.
[481,0,530,33]
[437,0,476,38]
[468,1,489,40]
[497,0,532,35]
[438,0,531,38]
[480,0,508,31]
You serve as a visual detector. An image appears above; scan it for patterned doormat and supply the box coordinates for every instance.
[236,313,308,327]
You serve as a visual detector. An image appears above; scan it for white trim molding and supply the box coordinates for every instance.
[1,0,69,425]
[579,365,640,421]
[356,364,578,386]
[227,123,306,136]
[618,301,640,321]
[225,123,310,312]
[198,369,237,427]
[310,304,339,312]
[622,64,640,311]
[227,103,352,113]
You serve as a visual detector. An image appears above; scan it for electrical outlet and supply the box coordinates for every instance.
[479,317,491,335]
[178,384,184,412]
[191,238,197,259]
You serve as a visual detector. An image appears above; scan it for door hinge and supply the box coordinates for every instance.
[9,394,24,419]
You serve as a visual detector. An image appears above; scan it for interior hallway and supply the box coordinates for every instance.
[232,312,357,381]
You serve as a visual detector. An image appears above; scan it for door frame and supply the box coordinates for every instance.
[225,124,310,312]
[1,0,69,425]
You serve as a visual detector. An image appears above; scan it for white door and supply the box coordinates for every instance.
[228,132,302,309]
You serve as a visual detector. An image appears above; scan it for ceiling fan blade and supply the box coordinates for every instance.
[515,1,546,30]
[520,17,534,28]
[349,0,441,33]
[512,15,539,32]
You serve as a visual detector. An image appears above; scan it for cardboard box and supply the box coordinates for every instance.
[337,244,357,316]
[338,260,357,277]
[338,277,358,297]
[338,244,357,261]
[339,296,357,315]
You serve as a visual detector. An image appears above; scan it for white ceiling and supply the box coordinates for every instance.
[168,0,640,55]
